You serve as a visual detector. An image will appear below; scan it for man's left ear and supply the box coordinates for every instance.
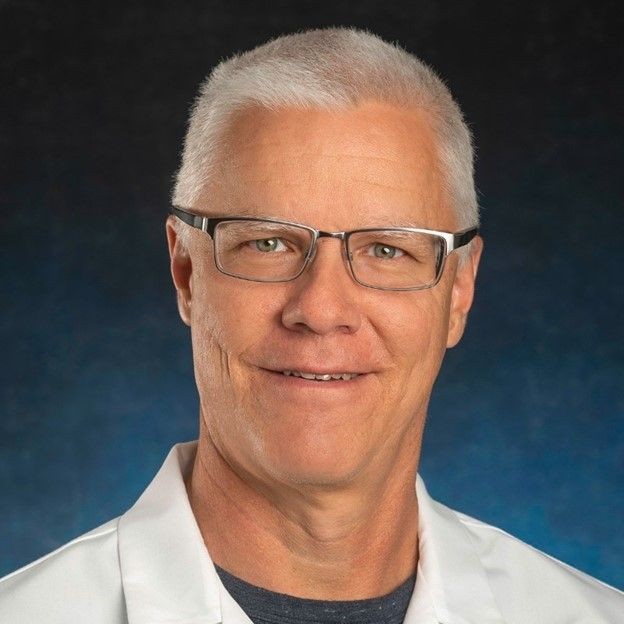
[446,236,483,348]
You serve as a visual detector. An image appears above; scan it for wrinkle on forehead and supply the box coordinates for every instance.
[202,102,452,230]
[224,151,418,166]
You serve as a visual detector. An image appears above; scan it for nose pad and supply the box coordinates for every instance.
[306,243,318,264]
[341,240,354,271]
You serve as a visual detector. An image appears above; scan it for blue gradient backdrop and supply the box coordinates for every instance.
[1,0,623,589]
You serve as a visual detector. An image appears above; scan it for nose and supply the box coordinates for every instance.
[281,238,362,335]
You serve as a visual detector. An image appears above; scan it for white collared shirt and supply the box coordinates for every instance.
[1,442,622,623]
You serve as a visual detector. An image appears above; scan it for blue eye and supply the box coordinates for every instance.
[370,243,405,259]
[253,238,288,252]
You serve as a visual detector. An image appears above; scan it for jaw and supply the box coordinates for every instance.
[199,364,427,494]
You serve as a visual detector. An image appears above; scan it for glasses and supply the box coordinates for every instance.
[170,206,478,291]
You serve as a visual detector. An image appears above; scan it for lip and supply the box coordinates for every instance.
[261,366,370,376]
[282,370,359,381]
[260,371,370,394]
[258,367,371,385]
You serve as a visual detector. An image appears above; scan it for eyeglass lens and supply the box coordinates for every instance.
[214,220,445,289]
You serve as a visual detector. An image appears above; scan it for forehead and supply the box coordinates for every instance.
[211,101,454,229]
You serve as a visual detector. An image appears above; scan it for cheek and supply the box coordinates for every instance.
[189,267,284,388]
[190,260,242,348]
[188,264,236,391]
[382,293,451,387]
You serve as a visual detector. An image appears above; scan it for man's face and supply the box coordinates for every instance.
[167,102,481,489]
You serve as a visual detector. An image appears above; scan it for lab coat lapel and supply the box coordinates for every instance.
[413,475,506,624]
[117,442,222,624]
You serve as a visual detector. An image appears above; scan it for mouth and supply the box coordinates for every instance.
[281,370,360,381]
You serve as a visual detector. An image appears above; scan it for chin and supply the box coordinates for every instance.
[262,439,370,488]
[275,465,365,488]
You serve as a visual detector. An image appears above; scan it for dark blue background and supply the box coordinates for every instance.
[1,0,623,589]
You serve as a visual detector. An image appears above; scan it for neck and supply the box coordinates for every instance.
[186,422,420,600]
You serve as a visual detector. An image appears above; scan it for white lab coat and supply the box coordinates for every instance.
[1,442,622,623]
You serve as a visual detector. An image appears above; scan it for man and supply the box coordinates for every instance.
[1,27,622,623]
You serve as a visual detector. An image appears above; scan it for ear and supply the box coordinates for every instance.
[446,236,483,348]
[166,216,192,326]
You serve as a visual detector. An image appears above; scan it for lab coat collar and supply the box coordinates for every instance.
[414,475,505,623]
[117,442,223,624]
[117,442,505,624]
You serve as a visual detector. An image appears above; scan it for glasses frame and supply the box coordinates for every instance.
[170,205,479,291]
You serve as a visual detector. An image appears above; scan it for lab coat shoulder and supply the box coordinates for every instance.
[455,510,624,623]
[0,518,126,624]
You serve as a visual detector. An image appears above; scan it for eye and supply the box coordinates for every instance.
[369,243,405,259]
[252,238,288,252]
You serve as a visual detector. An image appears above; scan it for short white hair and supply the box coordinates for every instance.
[172,27,478,239]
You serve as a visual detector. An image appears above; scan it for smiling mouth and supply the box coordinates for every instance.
[281,370,360,381]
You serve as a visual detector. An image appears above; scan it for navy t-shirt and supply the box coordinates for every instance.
[215,565,416,624]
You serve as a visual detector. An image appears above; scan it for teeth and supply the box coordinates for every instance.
[281,370,359,381]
